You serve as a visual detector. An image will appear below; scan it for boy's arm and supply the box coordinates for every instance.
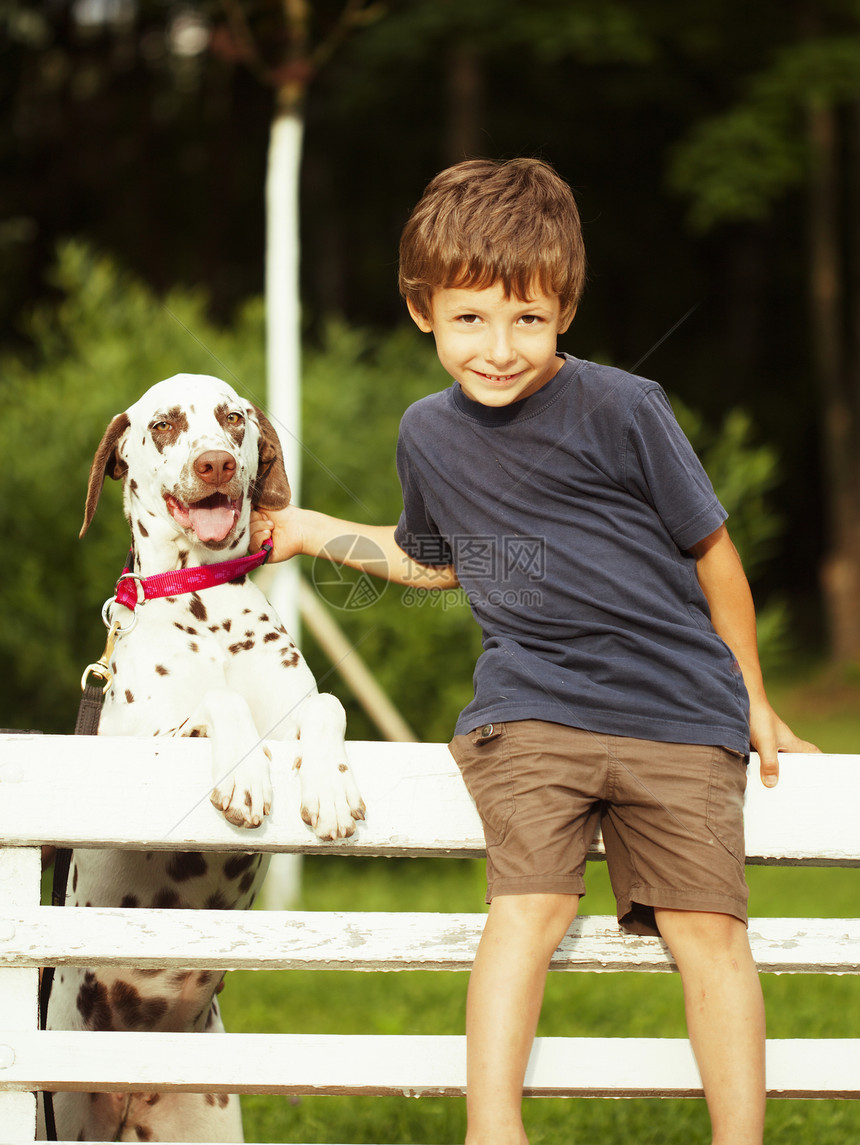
[690,523,819,788]
[250,505,459,591]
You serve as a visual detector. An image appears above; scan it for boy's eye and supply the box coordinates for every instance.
[518,314,543,326]
[456,314,481,325]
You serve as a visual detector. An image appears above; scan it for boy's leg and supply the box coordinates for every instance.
[465,892,580,1145]
[655,908,766,1145]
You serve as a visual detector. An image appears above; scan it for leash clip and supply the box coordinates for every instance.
[80,619,123,695]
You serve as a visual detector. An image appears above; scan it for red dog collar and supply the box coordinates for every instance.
[111,539,273,613]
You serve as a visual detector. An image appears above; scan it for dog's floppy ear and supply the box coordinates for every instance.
[80,412,131,538]
[251,407,292,511]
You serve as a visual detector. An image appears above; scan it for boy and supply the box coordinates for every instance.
[252,157,818,1144]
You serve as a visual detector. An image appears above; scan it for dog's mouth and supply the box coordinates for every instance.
[164,492,242,543]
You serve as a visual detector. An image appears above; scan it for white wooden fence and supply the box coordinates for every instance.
[0,732,858,1144]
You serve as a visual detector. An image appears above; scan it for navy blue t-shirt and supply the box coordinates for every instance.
[393,354,750,752]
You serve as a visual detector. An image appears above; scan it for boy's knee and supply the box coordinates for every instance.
[656,908,750,957]
[491,892,579,943]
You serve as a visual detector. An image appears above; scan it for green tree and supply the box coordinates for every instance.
[668,11,860,662]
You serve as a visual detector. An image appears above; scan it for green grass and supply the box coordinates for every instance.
[222,857,859,1143]
[221,670,860,1143]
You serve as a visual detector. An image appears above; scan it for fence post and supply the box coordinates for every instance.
[0,846,41,1140]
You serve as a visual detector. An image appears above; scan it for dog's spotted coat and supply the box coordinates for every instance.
[40,374,365,1142]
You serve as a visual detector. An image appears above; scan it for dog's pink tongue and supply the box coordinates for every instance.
[188,499,235,542]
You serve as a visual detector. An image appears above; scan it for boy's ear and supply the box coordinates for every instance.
[406,298,434,334]
[558,305,577,335]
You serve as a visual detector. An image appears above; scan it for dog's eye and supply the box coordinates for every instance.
[151,420,171,433]
[226,412,244,426]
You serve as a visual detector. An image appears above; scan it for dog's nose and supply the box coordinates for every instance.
[194,450,236,486]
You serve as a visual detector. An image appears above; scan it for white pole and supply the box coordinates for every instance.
[263,107,304,641]
[261,106,305,910]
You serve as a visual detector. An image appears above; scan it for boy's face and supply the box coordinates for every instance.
[408,282,573,408]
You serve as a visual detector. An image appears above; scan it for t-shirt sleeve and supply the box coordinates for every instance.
[623,386,727,551]
[393,431,454,567]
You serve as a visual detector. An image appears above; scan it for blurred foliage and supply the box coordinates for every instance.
[1,244,786,737]
[668,34,860,230]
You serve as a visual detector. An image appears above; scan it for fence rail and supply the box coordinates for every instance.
[0,734,857,1143]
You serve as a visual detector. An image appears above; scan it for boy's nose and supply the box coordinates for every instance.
[485,327,517,366]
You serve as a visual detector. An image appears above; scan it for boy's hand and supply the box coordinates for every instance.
[249,506,304,562]
[748,699,820,789]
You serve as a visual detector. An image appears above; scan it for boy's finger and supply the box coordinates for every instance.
[759,751,779,789]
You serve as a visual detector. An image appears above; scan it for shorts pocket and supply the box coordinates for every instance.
[706,748,748,865]
[449,724,514,848]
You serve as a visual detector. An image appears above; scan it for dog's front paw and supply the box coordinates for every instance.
[299,755,365,841]
[211,746,273,828]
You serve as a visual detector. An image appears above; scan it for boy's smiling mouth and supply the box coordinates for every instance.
[474,370,523,383]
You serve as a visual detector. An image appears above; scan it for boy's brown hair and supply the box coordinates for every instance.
[399,157,586,323]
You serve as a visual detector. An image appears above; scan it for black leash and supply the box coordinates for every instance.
[40,655,110,1138]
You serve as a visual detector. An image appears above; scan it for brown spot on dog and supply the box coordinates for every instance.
[205,890,232,910]
[110,979,169,1029]
[263,631,279,643]
[171,970,194,986]
[214,402,246,446]
[167,851,208,882]
[121,894,139,908]
[189,594,207,622]
[222,618,232,632]
[280,648,300,667]
[189,641,199,653]
[150,407,189,452]
[152,888,181,909]
[138,521,149,538]
[77,972,115,1030]
[239,871,257,897]
[125,689,135,704]
[155,664,169,676]
[228,639,255,654]
[173,623,198,635]
[223,853,258,880]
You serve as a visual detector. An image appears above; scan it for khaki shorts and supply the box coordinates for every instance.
[448,719,749,937]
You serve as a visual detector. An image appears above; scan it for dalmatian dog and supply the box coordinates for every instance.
[40,373,365,1142]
